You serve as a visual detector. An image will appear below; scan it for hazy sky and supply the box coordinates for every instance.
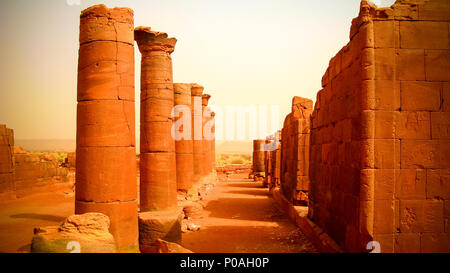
[0,0,396,140]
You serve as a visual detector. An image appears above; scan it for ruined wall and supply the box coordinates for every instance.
[1,126,71,199]
[14,147,70,198]
[280,97,312,205]
[64,152,76,169]
[0,125,14,197]
[309,0,450,253]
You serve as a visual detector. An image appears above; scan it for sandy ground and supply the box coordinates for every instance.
[0,189,74,253]
[181,173,317,253]
[0,173,316,253]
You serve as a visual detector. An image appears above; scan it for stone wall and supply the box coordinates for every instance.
[280,97,312,205]
[0,125,14,197]
[309,0,450,252]
[14,147,71,198]
[1,125,72,199]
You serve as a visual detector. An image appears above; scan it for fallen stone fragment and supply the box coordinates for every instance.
[180,200,204,219]
[186,223,200,231]
[156,239,193,253]
[139,209,183,253]
[30,213,116,253]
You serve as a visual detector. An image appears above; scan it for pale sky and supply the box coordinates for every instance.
[0,0,396,140]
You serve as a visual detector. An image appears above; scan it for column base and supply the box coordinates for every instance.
[138,209,183,253]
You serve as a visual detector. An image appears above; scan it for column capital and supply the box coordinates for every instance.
[135,26,177,54]
[173,83,191,95]
[190,83,204,96]
[202,94,211,106]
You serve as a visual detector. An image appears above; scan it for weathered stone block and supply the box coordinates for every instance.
[372,169,395,200]
[373,80,400,111]
[79,5,134,45]
[31,213,116,253]
[77,100,135,147]
[443,83,450,112]
[400,21,449,49]
[375,48,396,80]
[421,233,450,253]
[427,169,450,200]
[75,201,138,252]
[138,209,183,253]
[76,147,137,203]
[425,50,450,81]
[431,112,450,139]
[397,111,431,140]
[140,152,177,211]
[374,20,398,48]
[400,200,444,233]
[445,200,450,233]
[401,140,440,169]
[374,111,398,139]
[401,81,441,111]
[394,233,420,253]
[374,139,401,169]
[374,200,395,234]
[140,121,175,153]
[397,49,425,81]
[395,169,426,200]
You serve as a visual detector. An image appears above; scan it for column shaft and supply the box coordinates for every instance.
[173,83,194,192]
[135,27,178,212]
[75,4,138,252]
[190,84,204,184]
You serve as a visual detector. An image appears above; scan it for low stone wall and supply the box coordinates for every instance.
[14,147,73,198]
[216,164,252,175]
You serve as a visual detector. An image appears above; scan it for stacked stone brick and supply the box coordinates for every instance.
[0,125,14,197]
[308,0,450,252]
[279,97,312,205]
[75,5,138,252]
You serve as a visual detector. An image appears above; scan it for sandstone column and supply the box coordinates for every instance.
[253,139,265,180]
[202,94,212,182]
[191,84,204,185]
[135,27,181,252]
[173,83,194,193]
[75,4,138,252]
